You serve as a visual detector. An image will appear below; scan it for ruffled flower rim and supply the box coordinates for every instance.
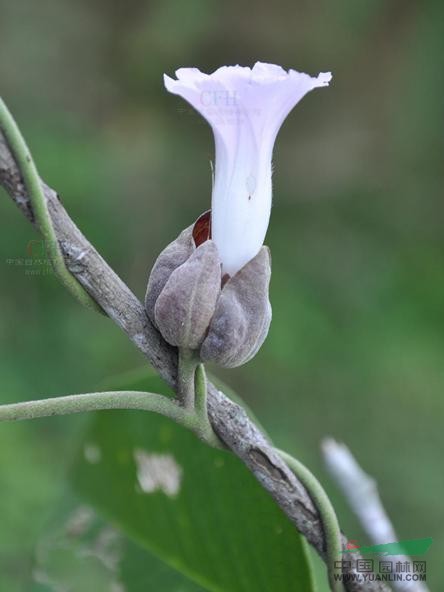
[164,62,332,91]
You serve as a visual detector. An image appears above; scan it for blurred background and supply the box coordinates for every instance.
[0,0,443,589]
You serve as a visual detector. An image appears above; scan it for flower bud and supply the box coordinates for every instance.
[200,247,271,368]
[145,215,272,367]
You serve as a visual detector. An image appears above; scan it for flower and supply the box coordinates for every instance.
[164,62,331,276]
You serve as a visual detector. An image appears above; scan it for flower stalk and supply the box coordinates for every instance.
[177,348,199,409]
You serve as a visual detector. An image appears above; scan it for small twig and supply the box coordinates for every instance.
[322,438,430,592]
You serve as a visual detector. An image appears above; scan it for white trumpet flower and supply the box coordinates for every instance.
[164,62,331,276]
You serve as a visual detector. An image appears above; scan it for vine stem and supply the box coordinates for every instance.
[0,389,221,448]
[0,391,193,428]
[276,448,344,592]
[0,97,102,313]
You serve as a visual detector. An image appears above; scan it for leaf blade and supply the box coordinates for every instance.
[71,371,315,592]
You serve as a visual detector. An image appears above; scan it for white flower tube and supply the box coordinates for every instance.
[164,62,331,276]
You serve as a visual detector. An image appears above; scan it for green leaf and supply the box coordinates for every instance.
[71,369,315,592]
[122,539,205,592]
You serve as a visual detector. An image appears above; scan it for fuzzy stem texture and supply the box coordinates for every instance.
[0,391,190,424]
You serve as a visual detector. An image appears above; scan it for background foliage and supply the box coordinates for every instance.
[0,0,443,590]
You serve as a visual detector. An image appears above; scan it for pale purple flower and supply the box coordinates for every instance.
[164,62,331,276]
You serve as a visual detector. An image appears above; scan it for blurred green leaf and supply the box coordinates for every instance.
[71,372,315,592]
[33,497,204,592]
[122,539,205,592]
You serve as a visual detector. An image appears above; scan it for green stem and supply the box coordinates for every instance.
[0,391,194,429]
[0,389,222,449]
[194,364,222,449]
[0,97,102,313]
[194,363,208,419]
[276,448,344,592]
[177,348,198,409]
